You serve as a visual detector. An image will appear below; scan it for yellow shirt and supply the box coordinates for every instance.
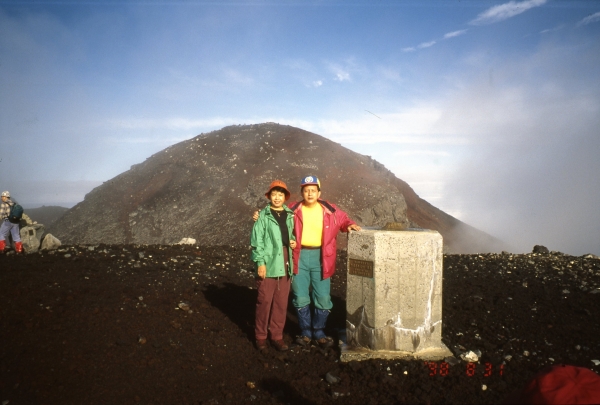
[301,203,323,247]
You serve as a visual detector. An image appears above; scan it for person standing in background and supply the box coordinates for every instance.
[0,191,23,254]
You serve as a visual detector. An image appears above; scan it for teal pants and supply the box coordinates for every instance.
[291,248,332,310]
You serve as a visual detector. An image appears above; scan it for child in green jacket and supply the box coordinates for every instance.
[250,180,297,351]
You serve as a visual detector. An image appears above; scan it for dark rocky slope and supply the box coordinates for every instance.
[50,123,502,253]
[1,247,598,404]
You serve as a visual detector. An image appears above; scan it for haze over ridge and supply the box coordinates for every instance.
[49,123,505,254]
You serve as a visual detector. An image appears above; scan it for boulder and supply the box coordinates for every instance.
[19,224,46,253]
[41,234,62,251]
[533,245,550,254]
[19,213,34,227]
[177,238,196,245]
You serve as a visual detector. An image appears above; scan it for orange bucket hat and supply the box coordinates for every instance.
[265,180,291,201]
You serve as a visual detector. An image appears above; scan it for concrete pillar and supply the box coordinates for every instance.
[341,228,451,361]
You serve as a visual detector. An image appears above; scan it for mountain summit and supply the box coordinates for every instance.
[51,123,500,253]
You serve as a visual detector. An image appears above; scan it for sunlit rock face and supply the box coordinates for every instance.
[50,123,499,252]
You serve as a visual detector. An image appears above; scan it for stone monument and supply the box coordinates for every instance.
[341,224,452,361]
[20,224,45,253]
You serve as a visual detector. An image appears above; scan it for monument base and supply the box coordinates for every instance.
[340,343,453,362]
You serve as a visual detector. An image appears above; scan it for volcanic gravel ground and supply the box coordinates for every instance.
[1,245,599,404]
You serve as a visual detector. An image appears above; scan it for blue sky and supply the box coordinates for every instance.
[1,0,599,254]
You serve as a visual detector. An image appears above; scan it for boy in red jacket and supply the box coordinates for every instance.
[288,176,361,348]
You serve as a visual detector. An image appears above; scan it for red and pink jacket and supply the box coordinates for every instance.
[289,199,356,280]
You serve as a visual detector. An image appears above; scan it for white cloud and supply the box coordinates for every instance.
[470,0,547,26]
[418,40,436,49]
[160,67,254,101]
[331,67,351,81]
[189,105,464,148]
[223,68,254,85]
[444,30,468,39]
[394,150,450,157]
[577,11,600,27]
[279,107,469,145]
[103,135,191,145]
[540,25,564,34]
[378,67,403,83]
[284,58,325,88]
[403,40,438,53]
[326,59,358,82]
[105,117,233,131]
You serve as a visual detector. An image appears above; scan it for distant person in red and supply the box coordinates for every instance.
[504,364,600,404]
[0,191,23,254]
[250,180,297,351]
[254,175,361,349]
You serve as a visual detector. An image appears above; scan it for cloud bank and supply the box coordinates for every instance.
[437,41,600,255]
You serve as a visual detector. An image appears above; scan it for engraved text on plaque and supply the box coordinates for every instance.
[348,259,374,278]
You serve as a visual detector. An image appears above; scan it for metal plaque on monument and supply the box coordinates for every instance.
[341,223,452,362]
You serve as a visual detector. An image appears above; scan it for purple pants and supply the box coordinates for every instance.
[255,248,291,340]
[0,220,20,243]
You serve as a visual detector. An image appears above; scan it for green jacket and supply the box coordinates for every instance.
[250,205,295,278]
